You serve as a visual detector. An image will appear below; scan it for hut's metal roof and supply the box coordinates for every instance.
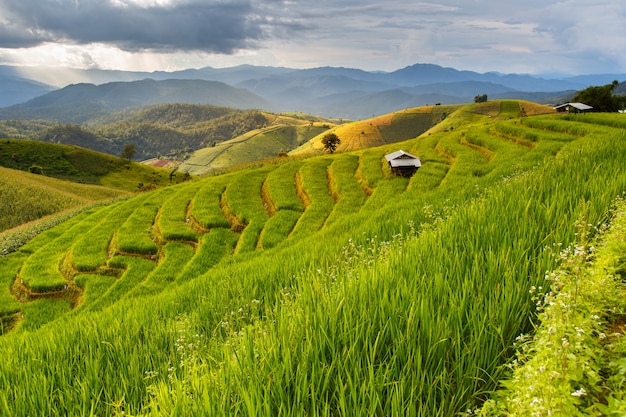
[554,102,593,111]
[385,150,422,168]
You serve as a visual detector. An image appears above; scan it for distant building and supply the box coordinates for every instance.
[554,102,593,113]
[385,150,422,177]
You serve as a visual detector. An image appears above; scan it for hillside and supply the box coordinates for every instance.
[178,114,334,175]
[290,102,557,155]
[0,104,625,415]
[0,139,182,190]
[0,104,328,162]
[0,165,129,233]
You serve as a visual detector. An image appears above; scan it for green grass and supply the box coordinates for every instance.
[324,154,367,226]
[264,161,305,212]
[19,209,108,292]
[86,256,155,312]
[0,139,174,191]
[0,253,26,317]
[20,299,73,332]
[225,167,272,254]
[73,273,117,311]
[288,158,335,239]
[158,183,201,242]
[128,242,195,297]
[480,198,626,416]
[258,210,302,250]
[175,228,239,283]
[0,165,128,232]
[0,107,625,416]
[115,193,160,256]
[71,201,137,272]
[191,178,231,229]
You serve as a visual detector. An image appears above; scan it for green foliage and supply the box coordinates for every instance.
[480,199,626,416]
[115,194,160,256]
[120,143,137,161]
[474,93,488,103]
[572,82,622,112]
[321,132,341,153]
[225,167,272,253]
[264,161,305,212]
[71,201,136,272]
[39,124,115,155]
[324,154,367,226]
[0,167,85,232]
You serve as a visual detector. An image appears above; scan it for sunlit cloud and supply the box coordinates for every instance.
[0,0,624,75]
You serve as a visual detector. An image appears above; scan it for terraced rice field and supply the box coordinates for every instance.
[0,103,591,333]
[1,102,625,416]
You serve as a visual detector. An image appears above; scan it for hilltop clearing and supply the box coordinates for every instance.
[0,102,624,416]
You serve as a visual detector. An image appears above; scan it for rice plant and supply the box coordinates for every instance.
[128,242,195,297]
[258,210,302,249]
[225,167,272,254]
[192,179,231,229]
[115,193,161,256]
[324,154,367,226]
[158,183,201,242]
[289,158,334,239]
[175,228,239,283]
[86,256,156,312]
[19,210,106,292]
[264,160,305,212]
[71,201,137,272]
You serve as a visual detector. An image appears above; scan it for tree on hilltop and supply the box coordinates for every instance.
[572,81,622,112]
[474,94,488,103]
[121,143,137,161]
[321,133,341,154]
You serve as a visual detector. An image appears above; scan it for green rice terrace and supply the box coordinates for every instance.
[1,101,626,415]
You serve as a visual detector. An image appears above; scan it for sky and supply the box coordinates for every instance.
[0,0,625,76]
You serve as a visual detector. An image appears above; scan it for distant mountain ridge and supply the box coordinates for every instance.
[0,79,271,123]
[1,63,624,120]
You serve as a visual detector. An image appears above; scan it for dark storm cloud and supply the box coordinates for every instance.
[0,0,304,53]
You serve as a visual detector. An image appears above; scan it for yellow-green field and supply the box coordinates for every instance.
[180,120,331,175]
[293,104,461,154]
[0,166,129,233]
[0,103,624,416]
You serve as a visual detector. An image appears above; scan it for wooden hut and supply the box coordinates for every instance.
[385,150,421,177]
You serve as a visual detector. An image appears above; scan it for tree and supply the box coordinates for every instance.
[474,94,488,103]
[572,82,621,112]
[120,144,137,161]
[321,133,341,154]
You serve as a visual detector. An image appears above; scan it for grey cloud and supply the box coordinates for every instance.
[0,0,304,52]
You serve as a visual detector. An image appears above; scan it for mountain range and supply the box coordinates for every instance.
[1,63,625,120]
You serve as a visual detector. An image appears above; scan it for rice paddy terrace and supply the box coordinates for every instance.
[1,101,626,416]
